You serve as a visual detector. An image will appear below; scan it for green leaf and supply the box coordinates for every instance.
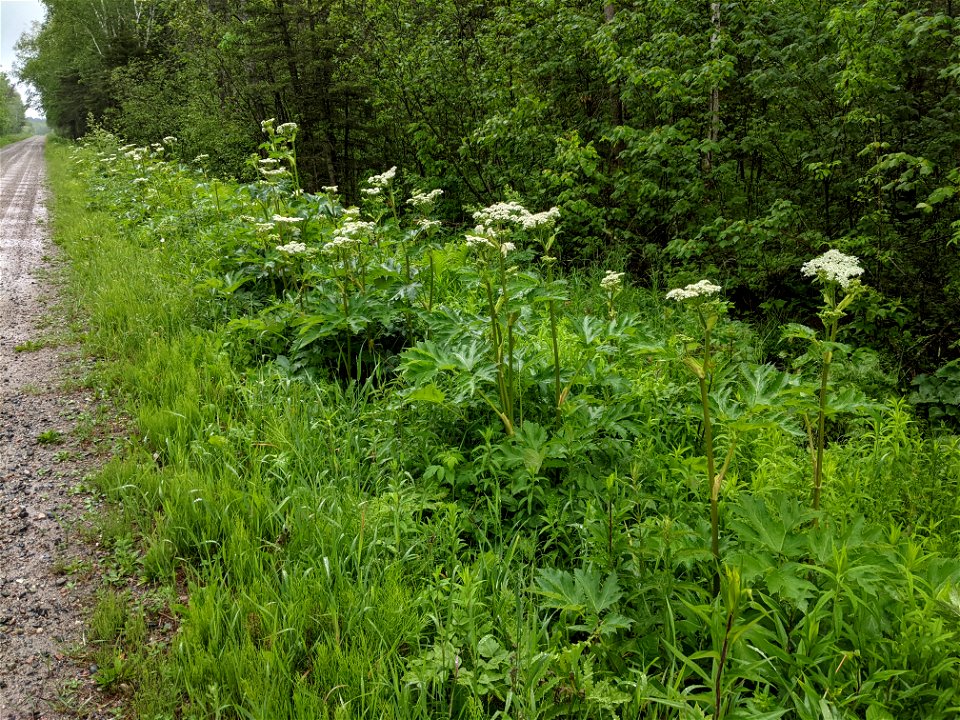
[926,185,956,205]
[406,383,446,404]
[535,568,583,612]
[865,705,895,720]
[575,567,622,616]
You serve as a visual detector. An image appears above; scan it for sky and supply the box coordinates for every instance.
[1,0,47,117]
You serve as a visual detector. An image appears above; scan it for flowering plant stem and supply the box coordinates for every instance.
[543,263,562,421]
[483,276,515,436]
[696,316,720,565]
[811,284,843,512]
[799,248,864,513]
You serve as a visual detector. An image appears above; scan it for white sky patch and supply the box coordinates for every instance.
[0,1,48,118]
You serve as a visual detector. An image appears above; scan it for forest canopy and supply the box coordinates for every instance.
[16,0,960,378]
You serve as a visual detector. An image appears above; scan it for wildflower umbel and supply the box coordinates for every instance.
[367,166,397,187]
[800,249,863,289]
[271,214,303,224]
[666,280,722,301]
[276,241,308,255]
[407,189,443,208]
[600,271,625,292]
[472,202,560,230]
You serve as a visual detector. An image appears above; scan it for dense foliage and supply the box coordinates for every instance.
[42,124,960,719]
[0,71,28,136]
[16,0,960,380]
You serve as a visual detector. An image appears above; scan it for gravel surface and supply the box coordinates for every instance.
[1,137,111,719]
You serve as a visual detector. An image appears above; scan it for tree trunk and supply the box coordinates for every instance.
[704,1,721,174]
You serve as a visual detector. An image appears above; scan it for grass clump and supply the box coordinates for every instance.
[44,131,960,719]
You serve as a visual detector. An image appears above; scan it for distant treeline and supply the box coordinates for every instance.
[0,72,28,135]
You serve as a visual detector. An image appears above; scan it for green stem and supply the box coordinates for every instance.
[698,322,719,571]
[813,322,838,512]
[341,251,352,381]
[427,250,435,313]
[484,277,508,420]
[547,267,562,421]
[507,315,516,427]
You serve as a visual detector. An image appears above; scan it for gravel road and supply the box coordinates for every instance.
[1,137,110,718]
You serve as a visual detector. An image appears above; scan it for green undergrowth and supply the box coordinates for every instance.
[0,132,33,148]
[46,133,960,719]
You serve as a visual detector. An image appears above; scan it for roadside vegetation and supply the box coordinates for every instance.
[0,71,30,146]
[45,124,960,719]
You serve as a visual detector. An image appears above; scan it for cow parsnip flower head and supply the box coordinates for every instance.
[276,122,298,137]
[276,241,308,255]
[339,220,375,237]
[666,280,722,302]
[465,233,495,249]
[800,249,863,289]
[522,207,560,230]
[322,235,361,254]
[407,188,443,208]
[367,166,397,187]
[600,271,625,292]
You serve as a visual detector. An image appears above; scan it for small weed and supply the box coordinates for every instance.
[15,339,46,352]
[37,429,65,445]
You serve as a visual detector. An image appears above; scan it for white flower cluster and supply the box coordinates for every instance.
[361,187,381,196]
[407,188,443,208]
[194,154,209,163]
[322,219,375,254]
[600,271,625,292]
[500,242,516,256]
[277,241,308,255]
[341,220,375,235]
[261,118,275,133]
[367,166,397,187]
[417,218,441,231]
[276,122,298,137]
[259,157,289,177]
[322,236,360,254]
[472,202,560,230]
[523,207,561,229]
[800,249,863,288]
[473,201,526,225]
[666,280,722,302]
[321,185,339,194]
[272,214,303,224]
[465,233,495,249]
[162,136,177,145]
